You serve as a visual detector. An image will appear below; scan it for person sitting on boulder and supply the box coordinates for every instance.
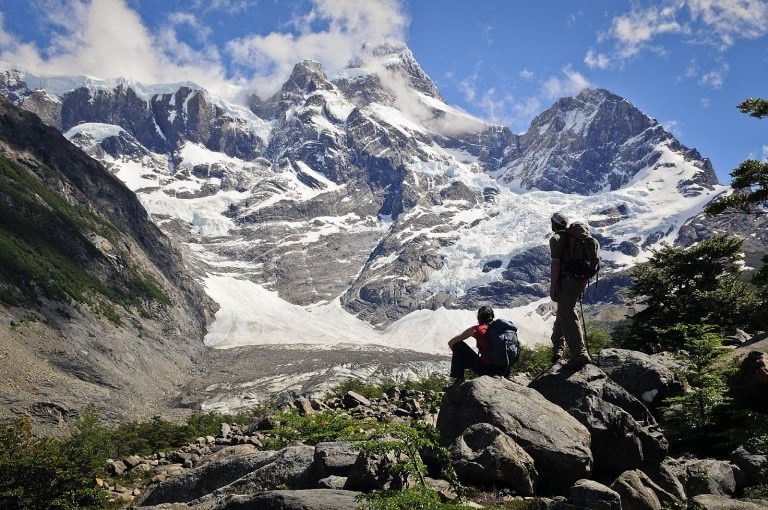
[447,305,511,382]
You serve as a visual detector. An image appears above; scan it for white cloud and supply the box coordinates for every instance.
[543,66,591,99]
[662,119,683,137]
[608,6,684,58]
[0,0,409,102]
[595,0,768,63]
[687,0,768,48]
[762,144,768,162]
[700,97,710,107]
[699,61,729,88]
[226,0,408,96]
[519,68,534,80]
[584,49,610,69]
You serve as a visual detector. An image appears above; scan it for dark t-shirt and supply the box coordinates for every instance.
[549,232,565,260]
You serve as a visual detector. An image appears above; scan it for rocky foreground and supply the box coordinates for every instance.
[90,347,768,510]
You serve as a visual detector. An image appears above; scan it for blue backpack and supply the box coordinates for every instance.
[487,319,520,368]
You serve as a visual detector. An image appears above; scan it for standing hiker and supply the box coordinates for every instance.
[549,212,599,366]
[447,305,519,382]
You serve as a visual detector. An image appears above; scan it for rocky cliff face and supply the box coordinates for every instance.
[0,98,215,427]
[0,46,729,345]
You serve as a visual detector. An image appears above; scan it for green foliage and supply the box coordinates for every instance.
[126,275,172,306]
[660,324,734,450]
[331,374,448,411]
[586,324,611,355]
[259,409,373,449]
[738,98,768,119]
[615,235,761,353]
[512,344,552,375]
[705,159,768,215]
[358,486,474,510]
[744,484,768,499]
[0,414,107,509]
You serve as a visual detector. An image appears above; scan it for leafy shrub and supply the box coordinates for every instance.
[358,486,474,510]
[0,415,107,509]
[744,484,768,499]
[512,344,552,376]
[260,409,374,449]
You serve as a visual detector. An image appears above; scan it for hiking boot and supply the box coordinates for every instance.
[443,379,464,391]
[565,355,593,367]
[551,354,564,365]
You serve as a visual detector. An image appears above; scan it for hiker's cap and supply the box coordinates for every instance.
[551,212,569,227]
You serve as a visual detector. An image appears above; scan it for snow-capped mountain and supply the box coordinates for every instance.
[0,43,728,352]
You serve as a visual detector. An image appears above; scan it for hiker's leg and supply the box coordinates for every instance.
[450,342,480,380]
[558,277,590,362]
[551,315,565,361]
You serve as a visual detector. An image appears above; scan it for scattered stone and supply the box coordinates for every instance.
[450,423,537,496]
[205,436,215,444]
[294,397,315,415]
[124,455,142,469]
[684,459,739,497]
[346,451,406,491]
[314,441,361,478]
[610,469,677,510]
[342,391,370,409]
[569,479,621,510]
[691,494,768,509]
[316,475,348,490]
[731,445,768,486]
[108,460,128,476]
[219,423,231,438]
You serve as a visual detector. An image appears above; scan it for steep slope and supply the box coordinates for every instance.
[0,46,730,352]
[0,98,215,428]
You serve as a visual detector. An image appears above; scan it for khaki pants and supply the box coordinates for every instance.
[551,276,589,361]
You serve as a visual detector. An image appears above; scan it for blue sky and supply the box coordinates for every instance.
[0,0,766,183]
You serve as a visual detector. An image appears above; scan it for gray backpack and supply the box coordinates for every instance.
[487,319,520,368]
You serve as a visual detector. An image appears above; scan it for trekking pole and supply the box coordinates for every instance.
[579,294,589,354]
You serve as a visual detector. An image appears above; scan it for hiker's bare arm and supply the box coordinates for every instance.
[448,327,475,350]
[550,259,560,302]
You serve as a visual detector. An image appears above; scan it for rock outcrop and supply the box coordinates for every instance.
[437,376,592,494]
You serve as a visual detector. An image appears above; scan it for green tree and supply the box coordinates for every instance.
[614,235,760,352]
[661,324,732,443]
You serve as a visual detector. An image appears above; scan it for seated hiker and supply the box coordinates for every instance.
[447,305,519,382]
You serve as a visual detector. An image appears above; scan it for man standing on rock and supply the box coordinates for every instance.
[549,212,592,366]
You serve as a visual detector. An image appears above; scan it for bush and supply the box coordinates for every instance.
[259,409,374,449]
[358,486,473,510]
[0,415,107,509]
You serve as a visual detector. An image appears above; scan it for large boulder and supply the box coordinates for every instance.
[210,445,317,497]
[211,489,361,510]
[691,494,768,509]
[731,445,768,486]
[139,450,278,505]
[644,459,687,502]
[731,351,768,413]
[610,469,677,510]
[529,363,668,473]
[450,423,537,495]
[314,442,360,478]
[569,479,621,510]
[683,459,739,497]
[345,451,406,491]
[437,376,592,495]
[594,348,685,409]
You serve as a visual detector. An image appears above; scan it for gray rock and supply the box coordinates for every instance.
[294,397,315,415]
[124,455,142,469]
[214,445,317,496]
[685,459,739,497]
[610,469,670,510]
[644,459,687,502]
[345,451,406,491]
[691,494,768,509]
[139,451,278,505]
[569,479,621,510]
[109,460,128,476]
[437,376,592,495]
[731,351,768,414]
[529,363,667,473]
[316,475,348,490]
[594,348,686,409]
[314,442,361,478]
[342,391,370,408]
[219,423,231,438]
[731,445,768,486]
[450,423,537,495]
[211,489,361,510]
